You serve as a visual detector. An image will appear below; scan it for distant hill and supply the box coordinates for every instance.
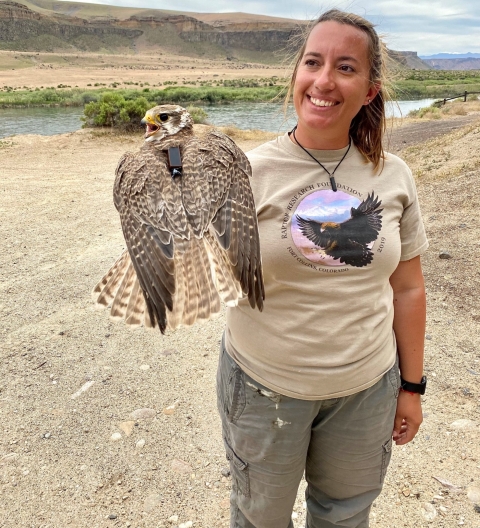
[420,53,480,59]
[423,58,480,70]
[391,51,431,70]
[0,0,431,70]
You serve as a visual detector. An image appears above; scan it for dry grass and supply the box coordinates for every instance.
[409,99,480,119]
[401,120,480,180]
[217,126,278,142]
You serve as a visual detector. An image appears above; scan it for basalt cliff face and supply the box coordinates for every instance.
[0,1,142,48]
[0,0,431,69]
[0,1,300,58]
[388,50,431,70]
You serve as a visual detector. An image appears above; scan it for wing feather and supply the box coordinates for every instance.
[181,130,264,310]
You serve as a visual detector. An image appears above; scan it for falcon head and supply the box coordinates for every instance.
[141,105,193,142]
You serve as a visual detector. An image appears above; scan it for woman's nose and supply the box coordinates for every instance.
[313,66,335,91]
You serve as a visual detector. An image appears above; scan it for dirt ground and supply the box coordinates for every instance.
[0,50,288,89]
[1,107,480,528]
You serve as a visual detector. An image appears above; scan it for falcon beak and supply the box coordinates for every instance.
[141,115,159,138]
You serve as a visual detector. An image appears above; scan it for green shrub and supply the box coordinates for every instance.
[81,92,99,104]
[186,105,208,124]
[83,92,153,131]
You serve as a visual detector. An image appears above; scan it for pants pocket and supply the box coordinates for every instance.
[218,346,246,424]
[387,358,401,399]
[223,437,250,498]
[381,437,393,483]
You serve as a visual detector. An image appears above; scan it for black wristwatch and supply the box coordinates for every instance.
[400,375,427,395]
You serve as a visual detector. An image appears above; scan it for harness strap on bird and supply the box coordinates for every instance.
[167,147,183,177]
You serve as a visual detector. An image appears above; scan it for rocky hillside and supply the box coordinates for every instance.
[424,58,480,70]
[0,0,301,62]
[392,51,431,70]
[0,0,432,68]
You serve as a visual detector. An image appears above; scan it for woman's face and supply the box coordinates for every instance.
[293,21,380,150]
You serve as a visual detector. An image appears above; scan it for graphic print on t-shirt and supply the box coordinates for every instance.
[292,189,383,267]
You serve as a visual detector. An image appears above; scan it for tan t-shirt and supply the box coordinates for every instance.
[226,133,428,400]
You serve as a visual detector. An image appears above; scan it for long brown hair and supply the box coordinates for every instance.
[285,9,391,171]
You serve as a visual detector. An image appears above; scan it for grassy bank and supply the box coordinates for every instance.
[1,70,480,108]
[0,79,285,108]
[394,69,480,98]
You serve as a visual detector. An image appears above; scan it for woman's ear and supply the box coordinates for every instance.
[364,82,381,105]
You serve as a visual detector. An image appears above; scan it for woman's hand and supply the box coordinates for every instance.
[392,390,423,445]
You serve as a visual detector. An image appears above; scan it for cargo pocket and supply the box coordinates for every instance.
[387,360,401,399]
[224,437,250,498]
[223,352,246,424]
[380,438,393,483]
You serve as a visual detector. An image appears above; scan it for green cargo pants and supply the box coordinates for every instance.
[217,341,400,528]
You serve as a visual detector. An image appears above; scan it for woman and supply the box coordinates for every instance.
[217,9,428,528]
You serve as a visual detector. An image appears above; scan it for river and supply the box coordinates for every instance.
[0,99,437,140]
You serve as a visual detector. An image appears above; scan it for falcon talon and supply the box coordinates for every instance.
[93,104,265,334]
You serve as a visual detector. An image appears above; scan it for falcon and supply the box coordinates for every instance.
[93,104,264,333]
[296,192,383,267]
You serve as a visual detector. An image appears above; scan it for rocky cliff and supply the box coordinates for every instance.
[0,0,425,67]
[0,1,142,50]
[0,1,300,57]
[388,50,431,70]
[424,58,480,70]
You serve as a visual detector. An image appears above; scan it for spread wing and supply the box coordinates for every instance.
[181,130,264,310]
[296,192,383,267]
[93,130,264,333]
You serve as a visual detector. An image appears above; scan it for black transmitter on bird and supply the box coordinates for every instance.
[166,146,183,178]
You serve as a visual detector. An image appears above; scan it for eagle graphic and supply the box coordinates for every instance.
[295,192,383,267]
[92,105,264,333]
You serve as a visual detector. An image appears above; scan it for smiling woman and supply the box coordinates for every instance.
[219,9,428,528]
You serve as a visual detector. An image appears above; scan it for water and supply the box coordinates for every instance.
[386,98,438,118]
[202,99,440,131]
[0,99,438,139]
[0,106,84,140]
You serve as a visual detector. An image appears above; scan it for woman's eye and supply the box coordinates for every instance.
[339,65,354,72]
[159,113,169,122]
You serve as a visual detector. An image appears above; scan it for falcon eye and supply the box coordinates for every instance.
[159,113,169,122]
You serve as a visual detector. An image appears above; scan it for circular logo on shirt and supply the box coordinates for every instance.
[291,190,383,268]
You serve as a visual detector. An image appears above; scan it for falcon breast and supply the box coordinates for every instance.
[93,105,264,333]
[296,192,383,267]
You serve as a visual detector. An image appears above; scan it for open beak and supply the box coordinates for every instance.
[141,116,159,138]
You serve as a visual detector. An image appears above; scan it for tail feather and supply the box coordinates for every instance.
[124,278,146,327]
[92,250,131,307]
[110,261,137,320]
[93,231,249,332]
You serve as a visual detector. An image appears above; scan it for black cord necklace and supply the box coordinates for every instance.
[291,125,351,192]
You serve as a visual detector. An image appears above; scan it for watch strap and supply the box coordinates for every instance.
[400,375,427,395]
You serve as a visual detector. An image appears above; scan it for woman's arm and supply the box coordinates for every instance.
[389,255,426,445]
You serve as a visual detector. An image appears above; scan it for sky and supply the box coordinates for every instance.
[65,0,480,55]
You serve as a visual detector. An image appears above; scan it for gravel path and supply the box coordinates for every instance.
[1,117,480,528]
[387,114,480,153]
